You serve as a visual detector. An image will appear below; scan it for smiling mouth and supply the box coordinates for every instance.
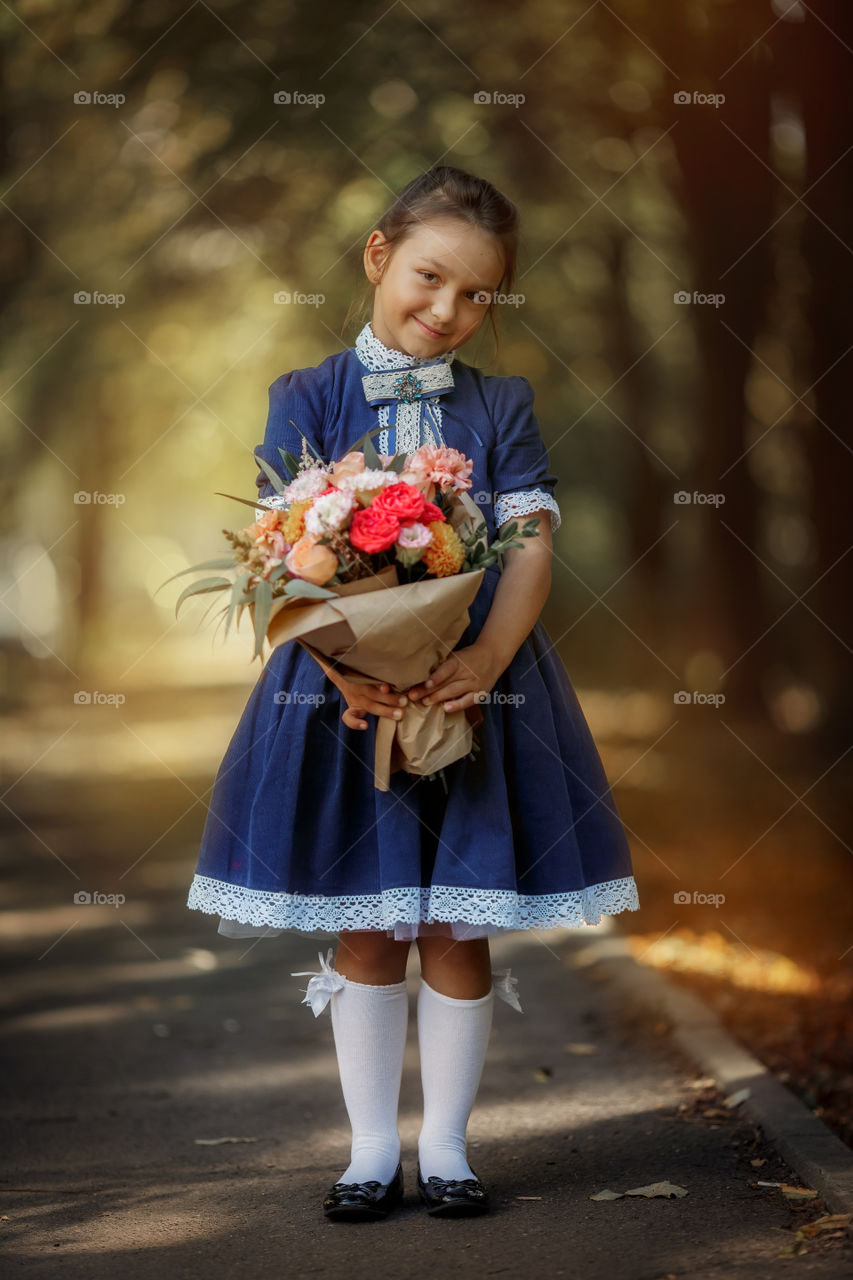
[414,317,448,337]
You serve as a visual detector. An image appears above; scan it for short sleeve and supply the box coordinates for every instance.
[253,367,328,505]
[487,375,561,533]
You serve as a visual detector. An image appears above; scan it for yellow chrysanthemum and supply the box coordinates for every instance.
[421,521,465,578]
[281,498,312,544]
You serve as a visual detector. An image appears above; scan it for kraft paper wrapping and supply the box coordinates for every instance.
[255,488,491,790]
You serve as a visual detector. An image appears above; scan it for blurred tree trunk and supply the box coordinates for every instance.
[605,228,668,625]
[643,1,776,711]
[793,1,853,756]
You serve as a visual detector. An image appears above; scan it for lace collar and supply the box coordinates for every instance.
[354,321,457,373]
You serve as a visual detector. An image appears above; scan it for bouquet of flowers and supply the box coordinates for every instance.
[162,425,541,790]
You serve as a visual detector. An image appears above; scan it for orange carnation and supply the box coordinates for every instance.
[421,521,465,578]
[281,498,312,544]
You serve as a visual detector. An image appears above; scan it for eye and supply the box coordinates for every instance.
[418,271,438,282]
[467,290,493,305]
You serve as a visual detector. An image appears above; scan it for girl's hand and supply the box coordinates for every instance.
[337,674,410,733]
[300,644,408,733]
[405,643,502,713]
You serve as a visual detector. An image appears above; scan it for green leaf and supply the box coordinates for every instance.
[387,453,407,474]
[156,557,237,593]
[267,561,292,583]
[214,492,278,512]
[175,576,231,618]
[225,571,252,640]
[253,454,286,494]
[277,446,301,478]
[283,578,338,599]
[252,578,272,659]
[363,431,380,470]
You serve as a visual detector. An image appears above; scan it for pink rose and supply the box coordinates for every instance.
[331,452,365,484]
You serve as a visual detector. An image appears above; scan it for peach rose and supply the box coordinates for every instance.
[331,451,366,484]
[284,534,338,586]
[398,467,436,504]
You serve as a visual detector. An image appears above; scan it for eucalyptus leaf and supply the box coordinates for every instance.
[156,557,236,591]
[225,571,252,640]
[253,454,286,494]
[252,578,272,659]
[277,446,301,478]
[175,576,231,618]
[363,431,380,470]
[214,492,278,512]
[283,578,338,599]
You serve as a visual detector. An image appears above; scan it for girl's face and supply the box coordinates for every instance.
[364,217,505,358]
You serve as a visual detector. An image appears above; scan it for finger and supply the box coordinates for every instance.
[427,655,460,686]
[421,680,471,705]
[353,699,407,722]
[444,690,487,712]
[342,708,368,730]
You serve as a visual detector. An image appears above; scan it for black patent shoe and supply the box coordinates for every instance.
[323,1160,404,1221]
[417,1164,490,1217]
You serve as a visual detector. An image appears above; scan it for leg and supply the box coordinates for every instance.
[414,935,495,1182]
[335,929,412,983]
[415,933,492,997]
[327,930,412,1186]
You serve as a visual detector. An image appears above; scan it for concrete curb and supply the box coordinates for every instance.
[564,931,853,1217]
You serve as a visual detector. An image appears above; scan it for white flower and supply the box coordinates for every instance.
[283,467,331,503]
[334,468,400,497]
[304,489,355,534]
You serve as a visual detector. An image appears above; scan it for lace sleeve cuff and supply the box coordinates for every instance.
[494,487,561,533]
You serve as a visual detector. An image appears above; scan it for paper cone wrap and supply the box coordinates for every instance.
[253,487,491,790]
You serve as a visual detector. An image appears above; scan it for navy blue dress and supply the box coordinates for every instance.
[186,345,640,942]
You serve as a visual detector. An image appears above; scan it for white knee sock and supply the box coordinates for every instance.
[329,973,409,1186]
[417,976,495,1181]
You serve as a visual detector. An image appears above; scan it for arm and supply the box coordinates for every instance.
[475,511,553,677]
[405,510,553,711]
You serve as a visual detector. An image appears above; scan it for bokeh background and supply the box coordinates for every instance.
[2,2,852,1140]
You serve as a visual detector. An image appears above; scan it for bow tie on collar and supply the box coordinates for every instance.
[361,359,456,408]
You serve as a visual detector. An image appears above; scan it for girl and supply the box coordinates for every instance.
[187,165,640,1221]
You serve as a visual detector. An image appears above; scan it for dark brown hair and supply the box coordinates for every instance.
[342,164,520,363]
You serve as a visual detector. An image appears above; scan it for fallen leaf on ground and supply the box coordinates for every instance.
[798,1213,851,1238]
[776,1212,852,1258]
[590,1181,688,1200]
[724,1087,751,1108]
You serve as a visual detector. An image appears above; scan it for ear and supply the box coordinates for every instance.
[364,230,390,283]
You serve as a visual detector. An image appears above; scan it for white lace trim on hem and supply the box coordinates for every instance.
[187,873,640,937]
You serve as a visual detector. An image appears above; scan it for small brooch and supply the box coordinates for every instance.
[393,372,424,403]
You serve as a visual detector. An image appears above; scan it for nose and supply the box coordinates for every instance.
[429,288,455,325]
